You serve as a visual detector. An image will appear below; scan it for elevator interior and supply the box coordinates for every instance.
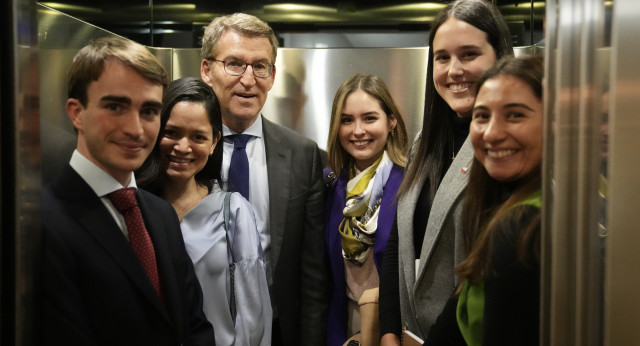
[4,0,640,345]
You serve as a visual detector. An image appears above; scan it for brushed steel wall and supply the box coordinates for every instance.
[38,4,172,183]
[33,2,640,345]
[541,0,626,345]
[3,0,39,344]
[172,46,537,151]
[172,47,428,150]
[40,2,538,183]
[606,0,640,344]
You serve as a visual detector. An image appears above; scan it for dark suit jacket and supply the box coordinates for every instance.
[42,165,214,345]
[262,117,329,345]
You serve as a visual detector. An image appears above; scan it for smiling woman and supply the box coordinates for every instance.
[338,89,398,171]
[425,54,544,346]
[470,74,543,183]
[378,1,514,344]
[136,77,223,203]
[324,73,408,346]
[137,77,273,346]
[432,18,497,118]
[159,101,216,191]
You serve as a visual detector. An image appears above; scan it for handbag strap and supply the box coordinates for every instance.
[222,192,237,322]
[223,192,233,263]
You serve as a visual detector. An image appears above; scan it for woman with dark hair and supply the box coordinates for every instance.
[136,77,222,201]
[137,77,271,346]
[379,0,514,344]
[426,54,544,346]
[323,73,408,345]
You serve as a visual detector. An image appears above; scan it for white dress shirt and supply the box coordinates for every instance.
[69,149,137,238]
[221,115,272,285]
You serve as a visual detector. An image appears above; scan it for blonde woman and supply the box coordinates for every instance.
[324,73,408,345]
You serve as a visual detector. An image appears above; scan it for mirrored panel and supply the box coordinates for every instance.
[37,1,547,48]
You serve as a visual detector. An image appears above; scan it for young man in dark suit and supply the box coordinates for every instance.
[42,37,215,345]
[200,13,329,346]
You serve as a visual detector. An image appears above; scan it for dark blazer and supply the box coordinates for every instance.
[262,117,329,346]
[324,164,404,346]
[42,165,215,346]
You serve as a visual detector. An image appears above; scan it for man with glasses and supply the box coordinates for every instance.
[200,13,328,346]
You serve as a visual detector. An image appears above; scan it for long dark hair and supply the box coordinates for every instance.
[137,77,223,196]
[396,0,513,199]
[456,55,544,283]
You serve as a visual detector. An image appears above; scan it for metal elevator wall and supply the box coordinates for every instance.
[38,4,537,183]
[29,1,640,345]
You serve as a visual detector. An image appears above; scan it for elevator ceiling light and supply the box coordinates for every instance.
[361,3,445,15]
[513,1,546,8]
[265,3,336,13]
[40,2,101,13]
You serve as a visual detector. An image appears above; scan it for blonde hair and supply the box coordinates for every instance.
[327,73,408,174]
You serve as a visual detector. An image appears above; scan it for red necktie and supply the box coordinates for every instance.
[108,188,163,300]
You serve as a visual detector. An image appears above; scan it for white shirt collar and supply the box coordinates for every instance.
[222,114,263,138]
[69,150,137,198]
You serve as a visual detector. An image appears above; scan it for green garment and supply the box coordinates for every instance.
[456,189,541,345]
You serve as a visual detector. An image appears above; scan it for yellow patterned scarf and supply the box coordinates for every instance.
[339,151,393,265]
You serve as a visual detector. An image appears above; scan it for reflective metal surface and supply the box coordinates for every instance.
[36,1,545,47]
[3,0,40,344]
[172,47,430,149]
[39,5,122,183]
[265,47,427,148]
[172,46,537,151]
[606,0,640,344]
[39,0,539,177]
[38,5,172,183]
[543,0,613,344]
[9,1,636,344]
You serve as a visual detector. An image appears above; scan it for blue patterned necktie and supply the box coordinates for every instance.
[227,134,252,200]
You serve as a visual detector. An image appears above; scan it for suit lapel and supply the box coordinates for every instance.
[137,190,178,324]
[396,170,423,310]
[262,117,292,272]
[415,137,473,283]
[53,167,171,322]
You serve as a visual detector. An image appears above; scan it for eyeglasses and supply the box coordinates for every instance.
[207,58,274,78]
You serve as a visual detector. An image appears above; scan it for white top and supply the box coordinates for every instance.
[221,114,272,286]
[180,188,272,346]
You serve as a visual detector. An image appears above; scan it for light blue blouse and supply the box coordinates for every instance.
[181,189,272,346]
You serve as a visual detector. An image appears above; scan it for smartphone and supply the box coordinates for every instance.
[346,340,360,346]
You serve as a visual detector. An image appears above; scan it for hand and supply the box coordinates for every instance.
[381,333,401,346]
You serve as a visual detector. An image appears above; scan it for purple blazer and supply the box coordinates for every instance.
[324,164,404,346]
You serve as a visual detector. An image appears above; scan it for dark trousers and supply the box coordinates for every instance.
[272,318,283,346]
